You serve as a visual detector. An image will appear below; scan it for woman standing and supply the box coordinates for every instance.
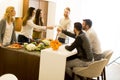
[18,7,53,43]
[0,6,16,46]
[33,9,44,39]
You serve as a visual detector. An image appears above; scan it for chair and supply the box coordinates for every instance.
[73,59,108,80]
[100,50,113,80]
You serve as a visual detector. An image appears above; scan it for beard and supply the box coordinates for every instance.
[64,14,68,17]
[83,27,86,30]
[82,26,87,30]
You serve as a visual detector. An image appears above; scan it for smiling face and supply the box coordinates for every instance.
[82,21,87,30]
[5,6,16,17]
[82,21,89,31]
[64,8,70,18]
[32,10,36,17]
[10,8,16,17]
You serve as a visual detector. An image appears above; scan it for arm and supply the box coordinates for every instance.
[81,34,94,61]
[65,36,82,51]
[0,20,3,43]
[28,20,53,30]
[11,22,17,43]
[62,30,76,38]
[27,20,46,30]
[0,43,2,47]
[0,19,6,44]
[57,27,76,38]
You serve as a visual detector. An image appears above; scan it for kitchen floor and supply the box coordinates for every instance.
[105,55,120,80]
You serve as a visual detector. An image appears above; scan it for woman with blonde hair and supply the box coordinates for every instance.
[0,6,16,46]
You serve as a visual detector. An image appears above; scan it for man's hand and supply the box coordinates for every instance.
[0,43,2,47]
[57,27,62,33]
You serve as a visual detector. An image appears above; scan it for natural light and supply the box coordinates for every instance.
[0,0,120,61]
[54,0,120,60]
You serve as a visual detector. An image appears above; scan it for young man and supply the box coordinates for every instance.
[82,19,101,54]
[57,22,94,80]
[57,7,71,44]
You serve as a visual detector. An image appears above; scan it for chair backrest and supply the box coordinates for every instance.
[73,59,108,78]
[102,50,113,64]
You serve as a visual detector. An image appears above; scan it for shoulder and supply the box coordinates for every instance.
[87,28,97,35]
[79,32,87,37]
[79,32,89,41]
[27,19,32,23]
[59,17,64,21]
[0,18,6,23]
[27,19,34,26]
[87,28,97,37]
[0,18,6,28]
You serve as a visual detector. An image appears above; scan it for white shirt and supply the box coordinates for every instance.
[21,19,46,39]
[86,28,101,54]
[58,17,71,39]
[3,22,13,45]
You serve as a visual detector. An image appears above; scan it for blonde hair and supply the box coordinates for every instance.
[4,6,15,24]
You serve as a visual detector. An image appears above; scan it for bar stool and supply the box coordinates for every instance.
[72,59,108,80]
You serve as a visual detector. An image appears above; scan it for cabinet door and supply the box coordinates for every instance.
[40,1,48,26]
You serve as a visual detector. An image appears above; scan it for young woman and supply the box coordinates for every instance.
[32,9,44,39]
[18,7,53,43]
[0,6,16,46]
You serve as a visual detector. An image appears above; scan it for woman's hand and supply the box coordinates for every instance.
[33,28,42,32]
[0,43,2,47]
[47,26,54,29]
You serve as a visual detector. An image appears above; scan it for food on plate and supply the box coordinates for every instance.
[7,43,22,49]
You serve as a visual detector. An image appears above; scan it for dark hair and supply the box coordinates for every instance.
[22,7,35,26]
[34,9,43,26]
[74,22,82,31]
[83,19,92,28]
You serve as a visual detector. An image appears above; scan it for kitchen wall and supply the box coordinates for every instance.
[47,0,120,60]
[0,0,23,19]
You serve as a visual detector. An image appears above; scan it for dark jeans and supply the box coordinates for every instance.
[65,72,73,80]
[18,35,30,44]
[58,37,65,44]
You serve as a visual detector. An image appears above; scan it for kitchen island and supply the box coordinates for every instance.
[39,45,76,80]
[0,47,40,80]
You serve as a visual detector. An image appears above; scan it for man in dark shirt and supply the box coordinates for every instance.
[57,22,94,80]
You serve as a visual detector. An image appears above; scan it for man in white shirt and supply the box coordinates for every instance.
[82,19,101,54]
[57,7,71,44]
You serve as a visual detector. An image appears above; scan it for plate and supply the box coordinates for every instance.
[7,43,22,49]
